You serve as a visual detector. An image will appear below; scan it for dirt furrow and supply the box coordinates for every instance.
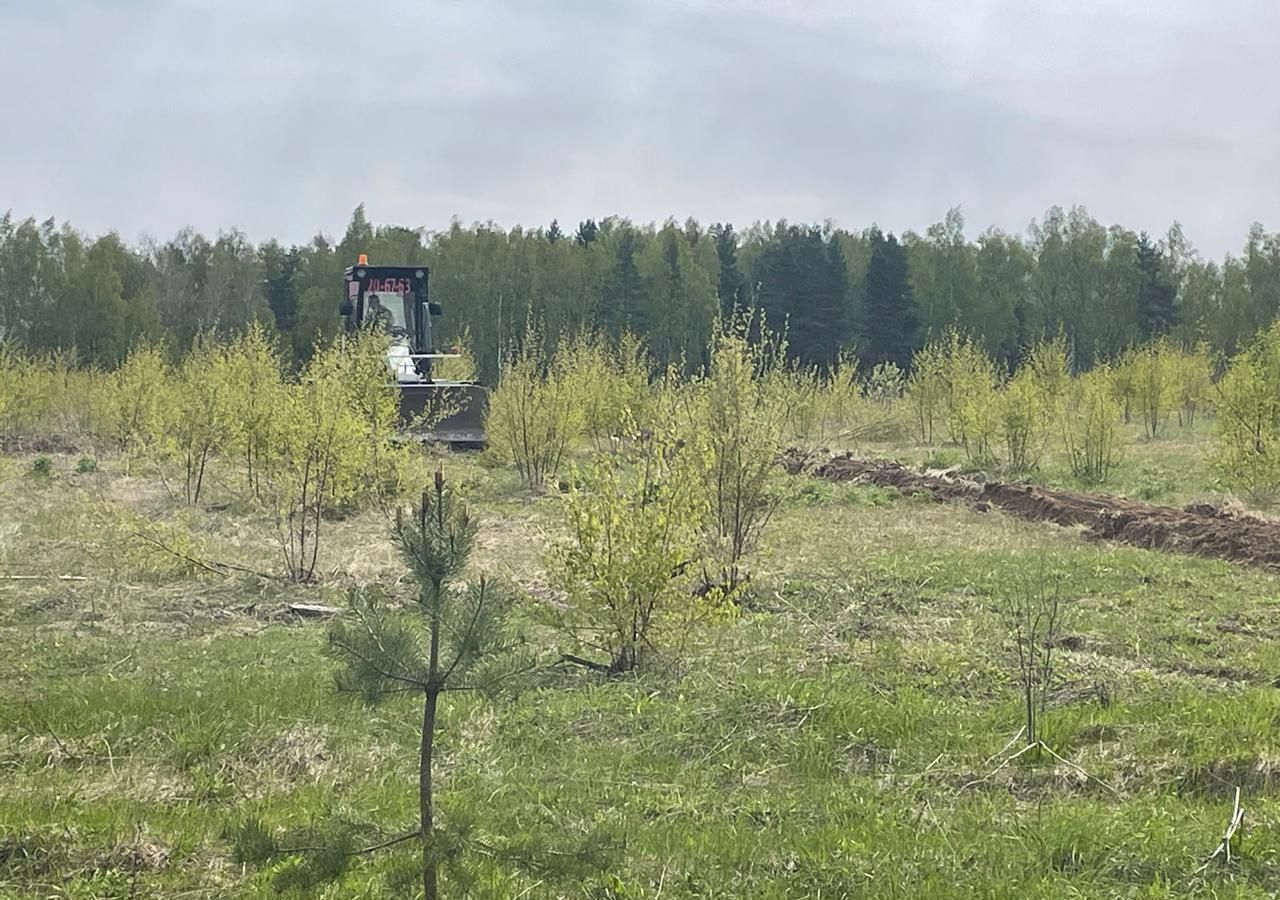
[783,450,1280,570]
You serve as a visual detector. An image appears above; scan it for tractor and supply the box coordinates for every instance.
[339,254,487,446]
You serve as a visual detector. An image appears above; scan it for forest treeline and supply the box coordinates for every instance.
[3,204,1279,381]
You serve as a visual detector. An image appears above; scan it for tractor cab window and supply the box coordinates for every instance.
[363,292,411,335]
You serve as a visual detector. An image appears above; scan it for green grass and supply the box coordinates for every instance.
[3,448,1280,897]
[857,417,1230,508]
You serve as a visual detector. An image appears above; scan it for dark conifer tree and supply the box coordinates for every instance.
[575,218,599,247]
[600,227,643,336]
[862,227,917,370]
[710,223,747,317]
[1135,233,1178,339]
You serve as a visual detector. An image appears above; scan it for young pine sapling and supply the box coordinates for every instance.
[327,470,522,900]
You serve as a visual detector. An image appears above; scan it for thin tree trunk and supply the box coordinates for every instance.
[422,555,444,900]
[1024,677,1035,748]
[420,688,439,900]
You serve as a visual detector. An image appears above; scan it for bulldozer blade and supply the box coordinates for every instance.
[398,382,488,446]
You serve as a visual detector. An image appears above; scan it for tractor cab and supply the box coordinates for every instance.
[339,254,487,446]
[340,258,441,382]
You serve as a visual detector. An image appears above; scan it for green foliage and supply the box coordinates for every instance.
[862,360,905,408]
[13,436,1280,897]
[562,332,652,452]
[997,334,1074,473]
[221,322,286,496]
[775,355,907,448]
[262,333,401,581]
[938,331,1002,465]
[75,456,97,473]
[431,324,478,383]
[331,475,521,699]
[328,470,522,899]
[1174,341,1213,428]
[690,316,785,592]
[485,331,584,488]
[1212,322,1280,501]
[550,430,716,673]
[997,369,1051,474]
[0,344,40,436]
[7,206,1280,386]
[0,346,102,441]
[905,340,947,444]
[173,336,234,504]
[765,364,823,445]
[861,227,917,371]
[30,455,52,477]
[1109,348,1139,424]
[1062,368,1123,483]
[751,224,851,369]
[333,328,416,502]
[1024,332,1073,411]
[104,341,174,458]
[1131,339,1178,439]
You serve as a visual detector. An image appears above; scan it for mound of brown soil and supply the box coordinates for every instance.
[786,450,1280,570]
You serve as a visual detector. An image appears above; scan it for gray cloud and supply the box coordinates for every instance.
[2,0,1278,258]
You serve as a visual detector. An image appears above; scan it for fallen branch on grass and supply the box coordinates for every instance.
[557,653,612,673]
[0,574,90,581]
[288,603,342,618]
[1195,786,1244,874]
[130,531,281,582]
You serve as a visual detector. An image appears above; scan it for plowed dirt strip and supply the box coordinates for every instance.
[783,450,1280,570]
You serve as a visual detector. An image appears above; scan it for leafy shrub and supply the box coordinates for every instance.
[104,341,174,461]
[221,323,286,496]
[767,364,823,445]
[330,328,415,504]
[1062,368,1122,484]
[0,346,99,441]
[76,456,97,473]
[906,340,947,444]
[30,455,52,477]
[1174,341,1213,428]
[997,369,1051,474]
[1023,333,1073,412]
[1131,340,1177,439]
[1109,348,1138,425]
[862,360,905,408]
[1212,323,1280,502]
[486,333,584,488]
[261,336,397,581]
[563,332,652,452]
[689,315,786,593]
[938,331,1001,465]
[0,343,30,436]
[549,428,716,673]
[174,336,234,504]
[780,356,906,448]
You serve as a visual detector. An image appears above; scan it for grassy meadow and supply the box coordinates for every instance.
[3,412,1280,898]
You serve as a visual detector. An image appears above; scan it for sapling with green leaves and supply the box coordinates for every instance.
[550,425,718,674]
[327,469,522,900]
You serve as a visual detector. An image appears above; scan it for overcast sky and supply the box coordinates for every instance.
[3,0,1278,259]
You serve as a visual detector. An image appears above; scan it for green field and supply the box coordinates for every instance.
[3,432,1279,899]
